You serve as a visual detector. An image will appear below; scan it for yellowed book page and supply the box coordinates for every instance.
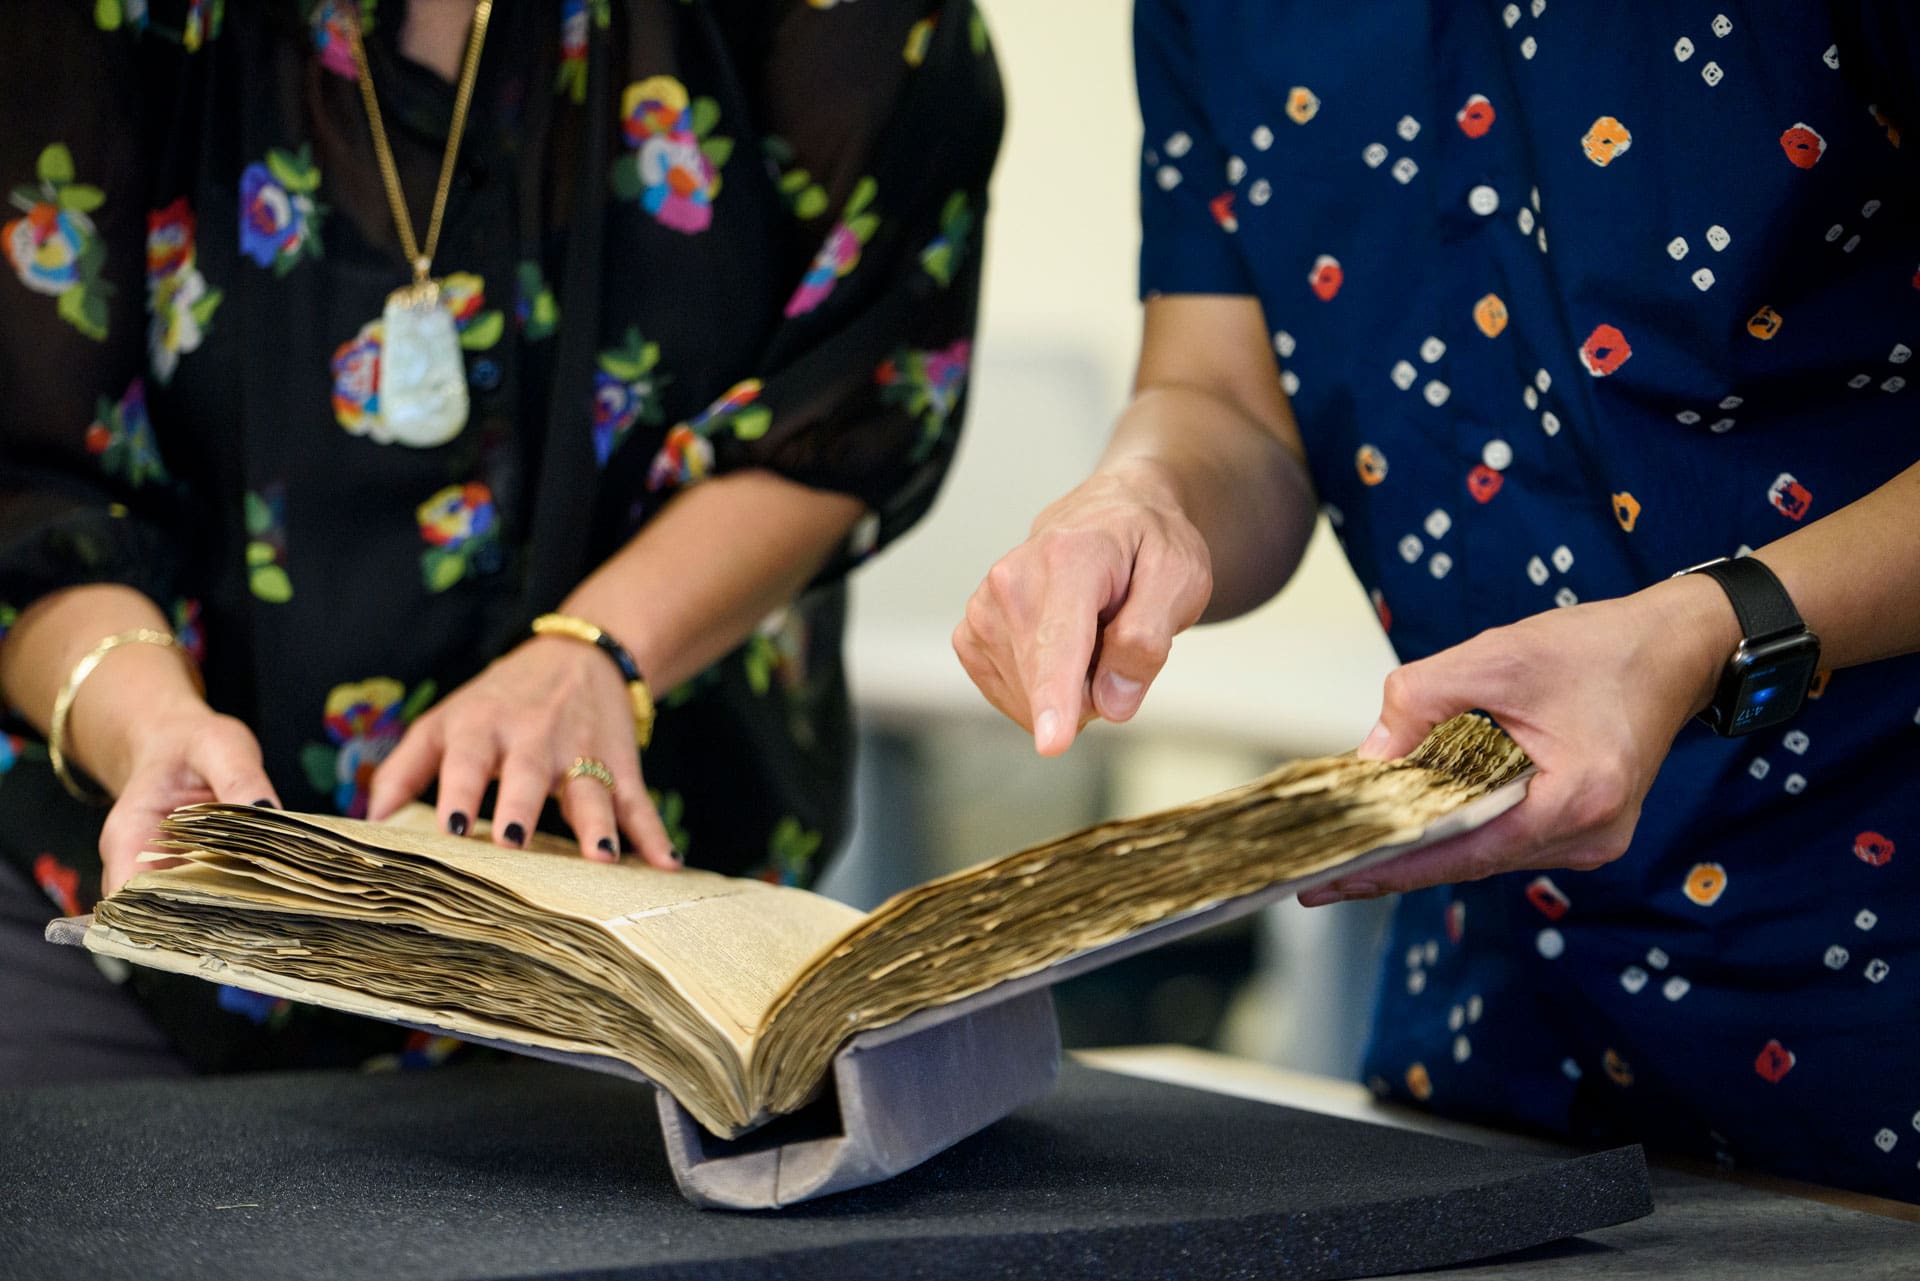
[213,810,864,1043]
[600,892,863,1045]
[79,920,625,1066]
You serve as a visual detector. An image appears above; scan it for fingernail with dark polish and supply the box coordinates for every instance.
[597,837,615,855]
[504,822,526,847]
[447,811,469,837]
[252,798,276,809]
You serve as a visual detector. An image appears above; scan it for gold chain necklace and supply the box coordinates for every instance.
[342,1,495,448]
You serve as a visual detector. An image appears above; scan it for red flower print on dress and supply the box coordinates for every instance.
[1308,254,1343,301]
[1578,324,1632,376]
[1779,123,1826,169]
[1754,1039,1796,1083]
[1456,94,1495,139]
[1767,472,1812,521]
[1853,831,1894,867]
[1526,876,1571,921]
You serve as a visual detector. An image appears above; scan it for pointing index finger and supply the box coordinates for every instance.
[1016,552,1116,756]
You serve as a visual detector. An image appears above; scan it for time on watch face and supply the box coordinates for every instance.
[1721,634,1822,735]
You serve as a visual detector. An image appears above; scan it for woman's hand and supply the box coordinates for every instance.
[954,457,1214,756]
[366,636,677,868]
[98,702,280,896]
[0,586,272,897]
[955,297,1320,757]
[1298,573,1743,906]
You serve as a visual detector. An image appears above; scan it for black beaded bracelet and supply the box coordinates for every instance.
[530,613,656,748]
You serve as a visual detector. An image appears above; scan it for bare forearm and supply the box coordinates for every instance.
[0,584,205,791]
[1100,386,1316,622]
[1752,460,1920,671]
[560,469,867,691]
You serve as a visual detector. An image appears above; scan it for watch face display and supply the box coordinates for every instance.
[1725,636,1821,735]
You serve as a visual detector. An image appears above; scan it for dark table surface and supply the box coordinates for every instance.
[0,1057,1660,1281]
[1081,1047,1920,1280]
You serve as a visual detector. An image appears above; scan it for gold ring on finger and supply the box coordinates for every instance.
[562,757,616,791]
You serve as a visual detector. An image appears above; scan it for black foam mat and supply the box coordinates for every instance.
[0,1059,1650,1281]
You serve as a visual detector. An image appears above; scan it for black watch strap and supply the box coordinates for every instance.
[1689,557,1803,643]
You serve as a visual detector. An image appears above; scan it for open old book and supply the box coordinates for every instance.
[52,714,1531,1208]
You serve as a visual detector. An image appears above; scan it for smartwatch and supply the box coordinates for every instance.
[1675,556,1821,737]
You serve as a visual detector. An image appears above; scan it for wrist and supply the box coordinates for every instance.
[527,613,657,748]
[1095,454,1192,518]
[76,654,211,795]
[1636,572,1746,719]
[522,630,624,684]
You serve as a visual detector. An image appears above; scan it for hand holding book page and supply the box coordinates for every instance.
[67,714,1530,1140]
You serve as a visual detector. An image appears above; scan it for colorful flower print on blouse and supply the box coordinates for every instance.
[363,1030,464,1072]
[648,788,689,856]
[330,273,498,439]
[239,145,325,273]
[93,0,150,33]
[416,481,502,592]
[33,853,84,916]
[301,676,435,818]
[743,606,809,699]
[515,259,557,340]
[85,378,169,488]
[441,271,504,350]
[756,816,823,887]
[146,197,222,381]
[217,984,293,1027]
[763,136,830,221]
[245,484,293,603]
[594,326,667,466]
[611,76,732,235]
[330,319,382,436]
[180,0,220,51]
[0,728,26,776]
[553,0,610,104]
[309,0,369,79]
[907,3,1004,62]
[785,176,878,317]
[647,378,769,490]
[170,597,206,664]
[919,192,974,288]
[5,143,110,340]
[904,15,938,66]
[876,340,970,461]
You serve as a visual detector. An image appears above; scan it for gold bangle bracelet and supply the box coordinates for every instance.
[48,627,201,805]
[530,612,656,749]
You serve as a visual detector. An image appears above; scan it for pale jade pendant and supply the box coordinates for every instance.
[378,279,468,448]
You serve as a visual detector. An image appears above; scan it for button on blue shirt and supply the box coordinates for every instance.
[1136,0,1920,1199]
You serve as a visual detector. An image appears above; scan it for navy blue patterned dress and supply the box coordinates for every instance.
[1136,0,1920,1200]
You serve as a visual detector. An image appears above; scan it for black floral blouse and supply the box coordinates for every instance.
[0,0,1001,1070]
